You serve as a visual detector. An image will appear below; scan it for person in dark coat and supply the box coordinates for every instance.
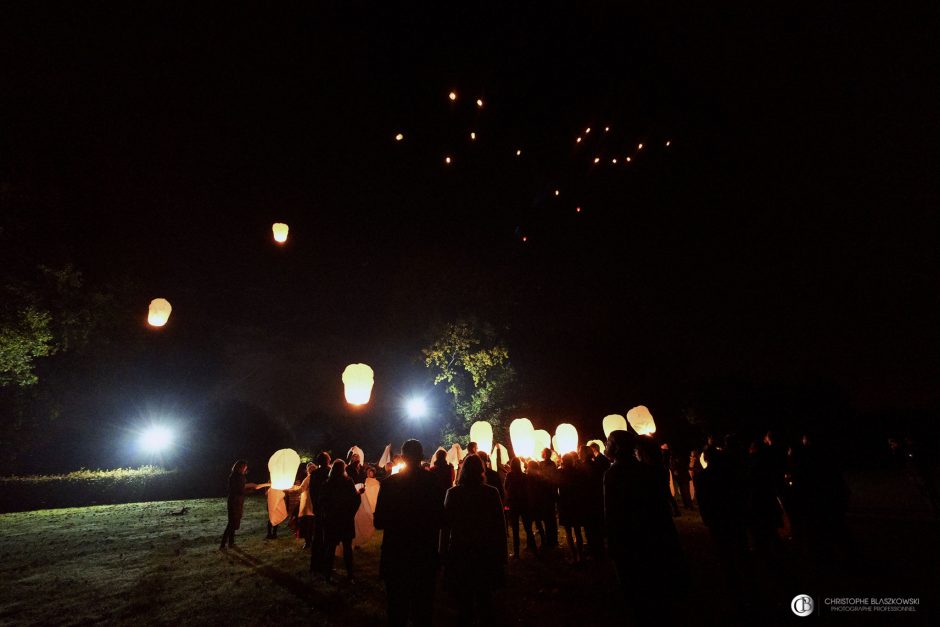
[479,452,506,504]
[443,454,507,626]
[219,459,257,549]
[525,460,548,545]
[579,445,606,558]
[590,442,611,473]
[504,457,537,557]
[347,452,367,484]
[557,452,584,561]
[430,448,456,494]
[538,449,559,548]
[318,459,362,582]
[373,439,446,627]
[605,431,688,626]
[308,452,331,573]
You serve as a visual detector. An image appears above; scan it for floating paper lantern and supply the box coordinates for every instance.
[342,363,374,405]
[470,131,476,140]
[603,414,628,438]
[587,439,606,455]
[444,156,452,165]
[533,429,551,456]
[476,98,484,108]
[509,418,535,459]
[147,298,172,327]
[395,133,404,141]
[665,140,671,147]
[593,157,600,164]
[448,91,457,101]
[469,421,493,457]
[576,137,582,143]
[555,423,578,455]
[627,405,657,436]
[491,444,509,470]
[272,222,289,244]
[268,448,301,490]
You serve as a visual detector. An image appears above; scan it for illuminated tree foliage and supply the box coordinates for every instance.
[422,319,515,446]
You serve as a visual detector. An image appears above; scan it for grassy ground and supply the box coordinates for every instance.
[0,489,937,626]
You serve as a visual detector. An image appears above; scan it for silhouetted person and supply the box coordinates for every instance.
[308,452,331,573]
[504,457,537,557]
[525,460,547,545]
[220,459,256,549]
[298,462,316,548]
[590,442,611,473]
[443,454,507,626]
[479,452,506,504]
[319,459,362,583]
[658,443,681,517]
[347,452,367,484]
[578,444,606,558]
[558,452,584,561]
[430,448,456,494]
[605,431,687,626]
[373,439,446,627]
[538,449,559,547]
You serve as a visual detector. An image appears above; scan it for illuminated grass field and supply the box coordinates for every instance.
[0,479,935,626]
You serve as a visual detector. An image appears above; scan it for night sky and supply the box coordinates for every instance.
[3,4,938,463]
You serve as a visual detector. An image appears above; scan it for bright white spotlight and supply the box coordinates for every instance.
[140,426,173,453]
[405,397,428,419]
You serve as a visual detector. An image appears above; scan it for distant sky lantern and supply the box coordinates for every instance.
[272,222,289,244]
[533,429,551,456]
[593,157,600,164]
[576,137,582,143]
[555,423,579,455]
[516,149,522,156]
[576,206,581,213]
[554,189,560,196]
[611,158,617,164]
[603,414,628,438]
[470,131,476,140]
[491,444,509,470]
[604,126,610,132]
[342,363,374,405]
[444,156,452,165]
[585,127,591,134]
[395,133,404,141]
[476,98,484,107]
[147,298,172,327]
[626,157,632,162]
[522,236,528,242]
[587,439,606,455]
[666,140,671,147]
[268,448,301,490]
[448,91,457,101]
[627,405,657,436]
[638,143,644,150]
[509,418,535,458]
[469,421,493,457]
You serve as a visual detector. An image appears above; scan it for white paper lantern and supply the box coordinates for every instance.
[509,418,535,459]
[533,429,551,457]
[268,448,301,490]
[147,298,172,327]
[469,421,494,457]
[555,423,579,455]
[627,405,657,436]
[446,443,465,468]
[603,414,628,438]
[272,222,289,244]
[490,443,509,470]
[342,363,374,405]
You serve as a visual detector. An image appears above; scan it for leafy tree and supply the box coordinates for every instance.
[422,319,515,447]
[0,306,55,387]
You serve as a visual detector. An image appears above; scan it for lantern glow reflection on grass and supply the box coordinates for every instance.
[342,363,374,405]
[147,298,172,327]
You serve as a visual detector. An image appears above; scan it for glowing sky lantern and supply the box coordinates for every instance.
[516,149,522,156]
[476,98,484,108]
[554,189,560,196]
[342,363,374,405]
[665,140,671,147]
[638,143,644,150]
[509,418,535,459]
[448,91,457,101]
[469,421,494,456]
[444,156,452,165]
[470,131,476,140]
[271,222,289,244]
[268,448,301,490]
[576,137,582,143]
[593,157,600,164]
[603,414,628,438]
[395,133,404,141]
[587,439,606,455]
[147,298,172,327]
[627,405,657,436]
[555,423,579,455]
[533,429,551,456]
[491,443,509,470]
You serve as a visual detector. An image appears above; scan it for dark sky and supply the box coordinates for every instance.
[3,3,938,451]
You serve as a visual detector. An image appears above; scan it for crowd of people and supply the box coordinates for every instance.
[220,429,852,626]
